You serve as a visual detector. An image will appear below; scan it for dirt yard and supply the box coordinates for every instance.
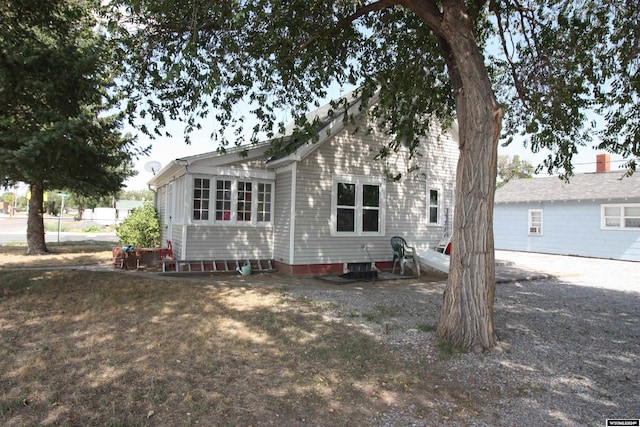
[0,247,474,426]
[1,246,638,426]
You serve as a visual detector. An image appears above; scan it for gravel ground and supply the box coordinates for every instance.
[280,251,640,426]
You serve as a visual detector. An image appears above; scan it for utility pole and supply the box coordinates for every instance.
[57,193,69,243]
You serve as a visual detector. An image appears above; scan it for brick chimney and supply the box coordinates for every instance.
[596,153,610,173]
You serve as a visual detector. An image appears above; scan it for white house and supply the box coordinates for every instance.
[148,93,459,274]
[494,154,640,261]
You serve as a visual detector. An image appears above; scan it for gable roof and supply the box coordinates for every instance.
[495,171,640,203]
[148,91,366,188]
[265,90,366,167]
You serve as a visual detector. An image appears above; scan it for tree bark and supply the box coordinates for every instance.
[27,183,49,255]
[433,1,503,351]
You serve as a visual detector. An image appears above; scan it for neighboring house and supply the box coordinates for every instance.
[148,93,459,274]
[494,154,640,261]
[116,200,145,221]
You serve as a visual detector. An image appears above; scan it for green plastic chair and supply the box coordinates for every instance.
[390,236,421,277]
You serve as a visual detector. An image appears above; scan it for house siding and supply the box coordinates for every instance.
[273,168,293,264]
[289,120,458,266]
[494,201,640,261]
[183,225,273,260]
[170,225,184,260]
[156,186,169,243]
[150,98,460,272]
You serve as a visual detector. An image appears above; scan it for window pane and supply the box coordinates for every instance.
[257,183,272,222]
[429,207,438,223]
[216,180,232,221]
[625,207,640,216]
[237,180,252,222]
[362,209,379,232]
[624,218,640,228]
[606,218,621,227]
[428,189,439,224]
[337,208,355,232]
[605,206,621,216]
[430,190,438,206]
[193,178,210,221]
[337,183,355,206]
[363,185,379,207]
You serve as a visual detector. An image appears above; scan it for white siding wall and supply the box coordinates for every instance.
[273,168,293,264]
[183,225,273,260]
[155,186,171,244]
[289,119,458,266]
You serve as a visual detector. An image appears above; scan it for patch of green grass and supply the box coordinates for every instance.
[44,221,69,232]
[416,323,435,332]
[437,339,468,360]
[362,312,381,323]
[362,304,399,324]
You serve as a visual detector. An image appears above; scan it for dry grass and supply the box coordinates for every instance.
[0,244,114,269]
[0,248,471,426]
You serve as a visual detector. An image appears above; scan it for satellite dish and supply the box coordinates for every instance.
[144,161,162,175]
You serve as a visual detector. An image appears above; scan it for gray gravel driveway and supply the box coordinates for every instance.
[279,250,640,426]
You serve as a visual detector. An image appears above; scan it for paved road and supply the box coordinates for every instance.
[0,216,117,244]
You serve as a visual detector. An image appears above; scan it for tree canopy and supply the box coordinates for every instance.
[111,0,637,175]
[108,0,638,350]
[0,0,139,253]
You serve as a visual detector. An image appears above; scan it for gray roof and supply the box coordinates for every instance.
[115,200,145,209]
[494,171,640,203]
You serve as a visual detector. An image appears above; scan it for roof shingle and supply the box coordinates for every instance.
[494,171,640,203]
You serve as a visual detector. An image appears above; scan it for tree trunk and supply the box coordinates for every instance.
[434,2,503,351]
[27,183,49,255]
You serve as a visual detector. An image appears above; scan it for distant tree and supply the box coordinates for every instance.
[0,0,138,254]
[121,189,155,202]
[497,155,534,188]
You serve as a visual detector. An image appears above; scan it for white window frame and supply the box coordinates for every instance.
[331,175,386,237]
[528,209,543,236]
[426,182,444,226]
[214,178,233,222]
[191,175,274,226]
[256,182,273,223]
[192,177,211,222]
[601,203,640,230]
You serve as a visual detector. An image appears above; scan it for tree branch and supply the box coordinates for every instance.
[399,0,444,38]
[285,0,401,61]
